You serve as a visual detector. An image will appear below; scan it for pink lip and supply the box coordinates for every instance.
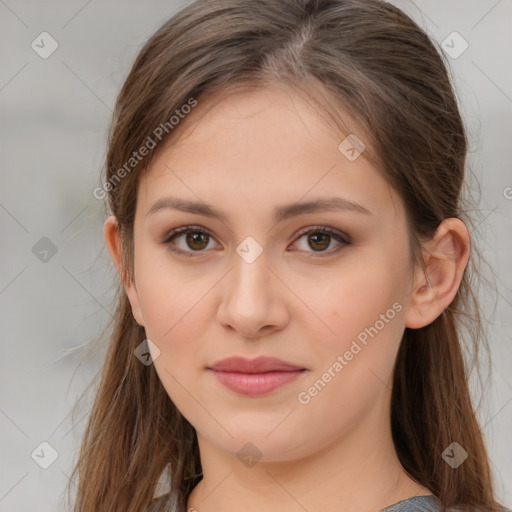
[207,356,306,396]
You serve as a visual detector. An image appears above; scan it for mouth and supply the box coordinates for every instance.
[207,356,307,396]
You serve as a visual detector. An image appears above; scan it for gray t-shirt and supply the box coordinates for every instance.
[151,493,440,511]
[149,493,512,512]
[380,495,440,512]
[149,494,441,511]
[380,495,512,512]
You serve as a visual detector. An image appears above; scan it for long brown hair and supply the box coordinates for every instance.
[66,1,506,511]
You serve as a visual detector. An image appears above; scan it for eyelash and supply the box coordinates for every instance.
[160,225,351,258]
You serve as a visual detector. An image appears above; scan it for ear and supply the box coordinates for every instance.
[104,215,145,327]
[405,218,470,329]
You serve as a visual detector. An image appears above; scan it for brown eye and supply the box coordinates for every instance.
[291,227,350,257]
[161,226,218,257]
[307,232,331,251]
[185,232,209,251]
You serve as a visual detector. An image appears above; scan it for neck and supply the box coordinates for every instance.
[187,402,430,512]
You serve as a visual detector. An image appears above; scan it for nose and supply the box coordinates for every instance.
[216,249,289,339]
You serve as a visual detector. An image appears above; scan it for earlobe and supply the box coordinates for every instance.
[405,218,470,329]
[103,215,145,327]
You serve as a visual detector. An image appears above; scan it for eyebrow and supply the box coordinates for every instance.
[145,196,372,223]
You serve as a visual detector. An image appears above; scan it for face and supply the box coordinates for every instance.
[124,84,417,462]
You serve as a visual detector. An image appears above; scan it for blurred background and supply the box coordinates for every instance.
[0,1,511,510]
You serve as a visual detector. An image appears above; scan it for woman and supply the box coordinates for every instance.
[69,1,510,511]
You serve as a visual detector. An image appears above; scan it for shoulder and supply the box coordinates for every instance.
[380,496,512,512]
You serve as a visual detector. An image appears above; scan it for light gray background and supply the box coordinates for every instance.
[1,1,511,511]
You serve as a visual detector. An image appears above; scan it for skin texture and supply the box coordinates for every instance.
[104,84,470,512]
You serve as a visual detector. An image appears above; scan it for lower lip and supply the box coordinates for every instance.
[209,369,305,395]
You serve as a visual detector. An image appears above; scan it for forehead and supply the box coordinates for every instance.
[136,85,404,224]
[156,82,366,160]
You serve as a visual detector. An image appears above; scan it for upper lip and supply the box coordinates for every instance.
[208,356,305,373]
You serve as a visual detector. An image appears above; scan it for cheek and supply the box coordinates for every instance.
[291,291,405,452]
[143,296,212,421]
[292,245,408,404]
[133,251,217,357]
[133,243,209,339]
[139,279,210,356]
[293,252,406,347]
